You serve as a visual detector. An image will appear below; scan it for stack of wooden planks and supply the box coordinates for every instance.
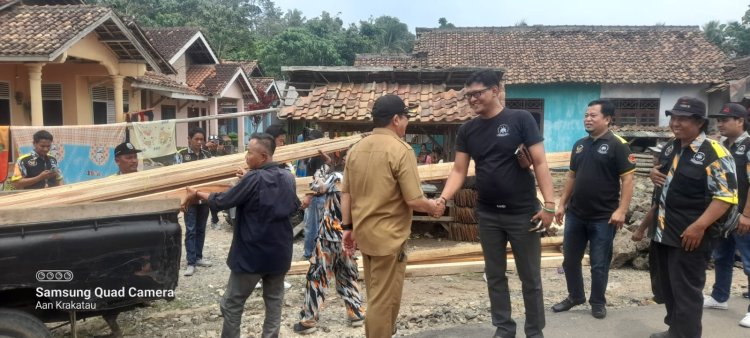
[286,236,583,278]
[0,139,570,209]
[632,153,656,175]
[0,135,365,208]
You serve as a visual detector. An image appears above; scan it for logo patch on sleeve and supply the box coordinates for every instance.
[628,154,637,164]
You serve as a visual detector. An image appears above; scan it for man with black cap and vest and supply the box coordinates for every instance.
[648,96,738,338]
[341,94,442,337]
[704,102,750,328]
[113,142,142,175]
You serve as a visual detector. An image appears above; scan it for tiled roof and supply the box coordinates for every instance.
[725,56,750,81]
[249,77,275,93]
[279,82,473,123]
[224,59,262,77]
[611,125,673,138]
[354,53,426,68]
[132,71,204,96]
[0,4,111,57]
[142,27,200,61]
[355,26,727,85]
[186,64,243,96]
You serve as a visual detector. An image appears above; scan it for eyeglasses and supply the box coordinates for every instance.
[463,88,491,100]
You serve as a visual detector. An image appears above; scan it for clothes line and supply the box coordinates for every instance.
[125,108,280,153]
[124,108,279,125]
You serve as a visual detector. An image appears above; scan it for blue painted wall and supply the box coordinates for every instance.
[505,84,601,152]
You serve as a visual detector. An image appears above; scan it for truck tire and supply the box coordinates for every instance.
[0,309,51,338]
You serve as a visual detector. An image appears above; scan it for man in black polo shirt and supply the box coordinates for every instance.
[648,97,737,338]
[185,133,299,338]
[439,70,556,338]
[175,127,214,277]
[705,103,750,328]
[10,130,63,189]
[552,100,635,319]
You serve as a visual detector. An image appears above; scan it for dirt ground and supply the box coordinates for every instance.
[48,173,749,337]
[49,225,748,338]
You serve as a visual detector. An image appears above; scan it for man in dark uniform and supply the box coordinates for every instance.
[175,127,214,276]
[705,102,750,328]
[648,97,738,338]
[10,130,63,189]
[552,99,636,319]
[185,133,299,338]
[114,142,142,175]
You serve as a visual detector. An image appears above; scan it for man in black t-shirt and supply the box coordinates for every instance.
[439,70,555,338]
[552,100,636,319]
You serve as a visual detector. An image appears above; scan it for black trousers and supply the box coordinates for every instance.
[652,241,707,338]
[476,207,544,338]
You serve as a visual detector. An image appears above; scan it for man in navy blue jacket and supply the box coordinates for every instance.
[185,133,299,338]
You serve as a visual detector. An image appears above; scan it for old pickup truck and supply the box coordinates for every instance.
[0,200,182,337]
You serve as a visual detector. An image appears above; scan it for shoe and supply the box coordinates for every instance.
[551,297,584,312]
[350,318,364,327]
[183,265,195,276]
[740,312,750,327]
[649,331,670,338]
[703,295,728,310]
[591,304,606,319]
[196,259,212,267]
[293,322,317,335]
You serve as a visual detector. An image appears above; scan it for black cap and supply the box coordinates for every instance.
[115,142,142,156]
[372,94,412,119]
[665,96,706,118]
[709,103,748,119]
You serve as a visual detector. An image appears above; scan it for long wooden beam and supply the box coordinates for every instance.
[0,135,364,208]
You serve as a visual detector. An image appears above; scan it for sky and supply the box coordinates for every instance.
[273,0,749,31]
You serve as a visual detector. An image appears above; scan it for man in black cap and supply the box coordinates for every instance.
[648,96,738,338]
[341,94,442,337]
[114,142,142,175]
[704,102,750,328]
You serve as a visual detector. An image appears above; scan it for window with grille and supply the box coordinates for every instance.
[42,83,63,126]
[506,98,544,133]
[91,87,129,124]
[605,99,660,127]
[0,82,9,99]
[0,82,10,126]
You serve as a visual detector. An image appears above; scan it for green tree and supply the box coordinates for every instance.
[438,17,455,29]
[360,16,415,53]
[258,28,344,76]
[704,5,750,57]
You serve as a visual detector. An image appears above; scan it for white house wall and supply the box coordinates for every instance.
[601,84,709,126]
[170,53,188,85]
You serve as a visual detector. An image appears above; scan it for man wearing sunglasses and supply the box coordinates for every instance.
[552,99,636,319]
[438,70,555,338]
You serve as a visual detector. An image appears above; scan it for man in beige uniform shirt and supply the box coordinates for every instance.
[341,94,443,338]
